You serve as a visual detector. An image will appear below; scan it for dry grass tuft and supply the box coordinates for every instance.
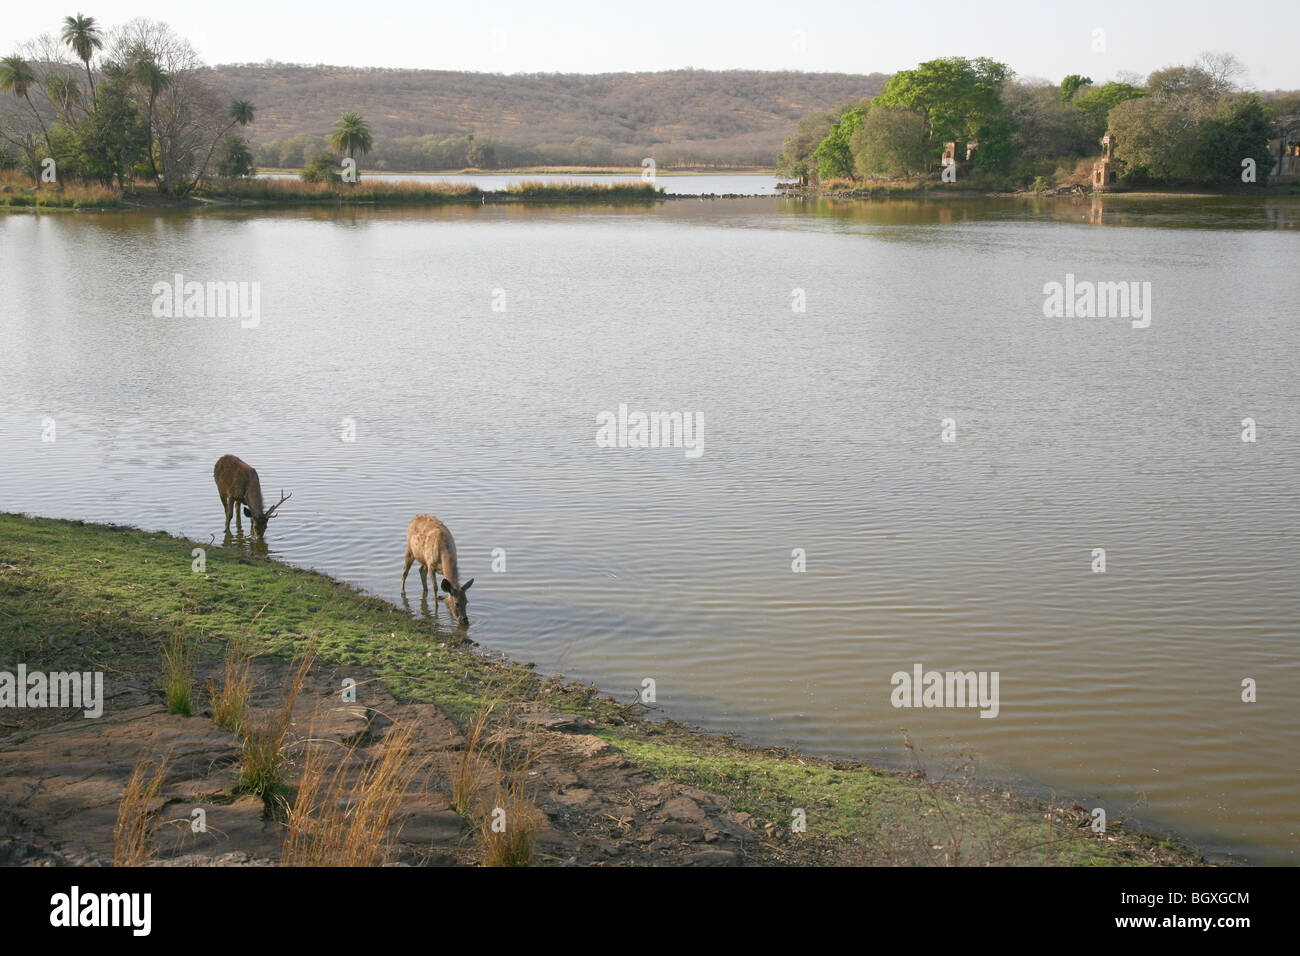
[113,753,170,866]
[240,640,315,800]
[207,636,253,733]
[452,674,547,866]
[281,720,422,866]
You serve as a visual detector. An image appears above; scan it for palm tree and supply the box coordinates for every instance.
[128,55,168,183]
[0,55,53,154]
[329,111,373,161]
[229,99,255,127]
[60,14,103,100]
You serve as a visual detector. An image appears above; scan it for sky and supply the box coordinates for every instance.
[5,0,1298,88]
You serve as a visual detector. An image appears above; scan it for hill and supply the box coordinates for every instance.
[206,64,888,169]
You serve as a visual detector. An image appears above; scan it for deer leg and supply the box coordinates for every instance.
[221,495,232,532]
[401,548,414,591]
[418,563,429,594]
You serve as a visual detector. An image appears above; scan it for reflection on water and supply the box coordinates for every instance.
[1,195,1297,863]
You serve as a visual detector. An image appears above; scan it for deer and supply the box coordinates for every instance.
[401,514,473,626]
[213,454,291,540]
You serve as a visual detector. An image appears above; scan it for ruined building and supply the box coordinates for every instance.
[1092,132,1124,191]
[1269,116,1300,184]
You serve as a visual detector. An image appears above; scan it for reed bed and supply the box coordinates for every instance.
[0,170,121,207]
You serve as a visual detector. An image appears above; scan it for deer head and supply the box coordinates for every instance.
[244,489,291,540]
[440,576,473,627]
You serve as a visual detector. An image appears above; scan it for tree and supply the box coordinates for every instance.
[1196,93,1273,183]
[61,13,103,100]
[43,73,83,125]
[1003,81,1094,163]
[0,56,53,155]
[1073,82,1145,139]
[330,111,373,160]
[301,151,340,183]
[1108,96,1204,181]
[811,105,866,180]
[189,98,255,189]
[124,56,165,182]
[66,66,147,187]
[876,56,1013,146]
[467,139,496,168]
[1060,75,1092,102]
[776,110,834,184]
[216,135,254,178]
[848,105,929,178]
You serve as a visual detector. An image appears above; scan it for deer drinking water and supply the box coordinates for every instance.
[213,454,291,540]
[401,514,473,626]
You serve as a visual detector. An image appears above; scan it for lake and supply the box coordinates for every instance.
[1,194,1296,864]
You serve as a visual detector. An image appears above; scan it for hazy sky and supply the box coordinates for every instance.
[6,0,1299,88]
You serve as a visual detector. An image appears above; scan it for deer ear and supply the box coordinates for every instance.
[242,507,251,517]
[462,578,474,591]
[440,578,453,593]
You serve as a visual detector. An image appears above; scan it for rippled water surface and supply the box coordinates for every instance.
[2,195,1297,863]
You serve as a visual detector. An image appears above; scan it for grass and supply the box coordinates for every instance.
[207,635,253,732]
[282,719,422,866]
[160,622,196,716]
[0,169,664,210]
[478,709,543,867]
[112,753,170,866]
[0,170,121,208]
[240,641,315,803]
[449,674,544,865]
[196,177,663,206]
[0,513,1207,866]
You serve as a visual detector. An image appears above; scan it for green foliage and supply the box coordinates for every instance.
[67,68,149,187]
[776,110,835,183]
[849,105,929,178]
[876,56,1013,144]
[972,116,1015,173]
[1263,91,1300,120]
[1060,75,1092,102]
[1071,82,1145,140]
[329,111,373,159]
[1196,93,1274,183]
[300,152,341,183]
[216,135,255,179]
[467,139,497,169]
[812,105,866,180]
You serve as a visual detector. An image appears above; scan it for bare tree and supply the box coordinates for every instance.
[106,19,240,195]
[1196,51,1247,99]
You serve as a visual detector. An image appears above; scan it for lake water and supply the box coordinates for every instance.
[1,195,1297,864]
[262,171,784,195]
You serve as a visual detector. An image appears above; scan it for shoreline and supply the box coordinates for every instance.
[0,512,1212,866]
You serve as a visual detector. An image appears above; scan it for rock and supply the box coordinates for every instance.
[661,796,707,824]
[655,821,706,841]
